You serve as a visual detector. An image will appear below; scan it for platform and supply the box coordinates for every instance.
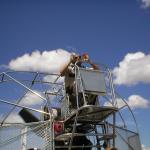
[65,105,118,124]
[55,132,114,142]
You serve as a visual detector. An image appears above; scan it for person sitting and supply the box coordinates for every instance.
[60,54,82,109]
[80,53,100,106]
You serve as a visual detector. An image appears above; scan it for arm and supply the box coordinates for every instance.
[88,60,99,70]
[60,57,72,76]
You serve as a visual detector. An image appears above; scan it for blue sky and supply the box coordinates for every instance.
[0,0,150,149]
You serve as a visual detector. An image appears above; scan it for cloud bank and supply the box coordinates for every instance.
[142,144,150,150]
[105,95,149,109]
[141,0,150,8]
[20,91,44,106]
[9,49,71,74]
[127,95,150,109]
[1,49,72,123]
[8,49,71,106]
[113,52,150,85]
[43,75,64,83]
[0,113,24,123]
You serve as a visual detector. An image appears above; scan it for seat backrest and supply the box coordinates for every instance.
[77,68,106,95]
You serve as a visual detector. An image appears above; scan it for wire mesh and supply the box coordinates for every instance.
[0,121,53,150]
[108,126,142,150]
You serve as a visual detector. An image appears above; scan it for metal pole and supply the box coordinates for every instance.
[1,73,38,125]
[0,99,49,117]
[108,69,116,106]
[75,64,79,108]
[3,73,47,102]
[21,127,27,150]
[75,63,87,106]
[68,111,79,150]
[113,112,116,148]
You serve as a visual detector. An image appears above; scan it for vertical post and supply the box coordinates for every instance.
[45,120,54,150]
[113,112,116,148]
[66,95,70,117]
[75,65,87,106]
[94,125,101,150]
[108,69,116,106]
[21,127,27,150]
[68,111,79,150]
[75,65,79,108]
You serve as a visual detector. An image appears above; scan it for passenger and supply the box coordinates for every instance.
[60,54,82,108]
[64,54,81,95]
[80,53,100,105]
[82,53,99,70]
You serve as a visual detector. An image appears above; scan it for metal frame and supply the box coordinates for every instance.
[0,64,142,150]
[0,71,63,150]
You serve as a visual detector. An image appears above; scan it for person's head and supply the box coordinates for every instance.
[71,54,81,63]
[82,53,89,61]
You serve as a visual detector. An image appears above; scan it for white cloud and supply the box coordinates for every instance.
[127,95,150,109]
[0,113,24,123]
[104,98,126,108]
[43,75,64,83]
[20,91,44,106]
[141,0,150,9]
[8,49,71,74]
[7,49,71,107]
[113,52,150,85]
[104,95,149,109]
[142,144,150,150]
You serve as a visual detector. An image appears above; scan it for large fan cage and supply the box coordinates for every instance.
[0,63,142,150]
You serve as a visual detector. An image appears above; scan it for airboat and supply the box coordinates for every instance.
[0,55,142,150]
